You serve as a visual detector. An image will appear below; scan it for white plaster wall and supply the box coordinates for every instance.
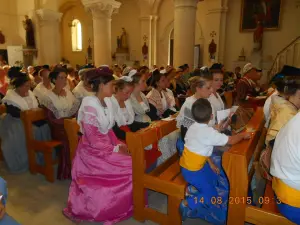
[111,0,140,62]
[0,0,24,49]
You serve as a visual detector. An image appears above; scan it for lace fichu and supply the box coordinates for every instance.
[39,89,80,119]
[2,89,38,110]
[77,96,115,135]
[176,95,197,129]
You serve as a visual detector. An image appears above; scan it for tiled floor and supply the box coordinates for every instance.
[1,163,211,225]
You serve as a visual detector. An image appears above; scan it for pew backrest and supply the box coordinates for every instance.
[21,108,47,142]
[64,118,80,162]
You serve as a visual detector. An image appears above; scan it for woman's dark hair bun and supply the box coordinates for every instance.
[8,67,30,88]
[8,67,23,80]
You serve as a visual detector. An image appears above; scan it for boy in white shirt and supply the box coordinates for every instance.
[179,98,251,223]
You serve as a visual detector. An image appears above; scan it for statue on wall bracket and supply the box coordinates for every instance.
[142,35,148,61]
[22,15,36,49]
[116,28,129,53]
[253,20,264,52]
[209,39,217,60]
[209,31,217,60]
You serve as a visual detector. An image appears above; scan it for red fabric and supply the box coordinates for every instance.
[120,125,162,169]
[144,143,162,169]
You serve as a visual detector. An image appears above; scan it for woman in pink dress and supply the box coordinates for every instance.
[63,67,133,225]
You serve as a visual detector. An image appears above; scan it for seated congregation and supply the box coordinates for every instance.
[0,62,299,225]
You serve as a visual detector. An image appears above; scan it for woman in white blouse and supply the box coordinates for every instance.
[111,77,149,142]
[0,67,51,173]
[129,71,179,165]
[38,67,80,180]
[208,69,225,123]
[33,68,54,102]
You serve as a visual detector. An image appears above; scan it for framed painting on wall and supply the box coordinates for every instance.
[240,0,282,31]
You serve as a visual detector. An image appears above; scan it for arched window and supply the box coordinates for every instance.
[71,19,82,51]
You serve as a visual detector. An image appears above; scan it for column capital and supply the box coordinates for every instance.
[81,0,121,19]
[174,0,198,8]
[36,9,62,23]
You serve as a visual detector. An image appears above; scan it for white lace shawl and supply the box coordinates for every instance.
[77,96,115,134]
[165,88,176,108]
[2,89,38,111]
[176,95,197,128]
[72,81,95,101]
[111,95,135,127]
[33,82,55,102]
[38,88,80,119]
[176,95,215,129]
[129,92,150,115]
[129,92,152,123]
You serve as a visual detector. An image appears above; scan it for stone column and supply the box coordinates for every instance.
[36,9,62,65]
[82,0,121,67]
[174,0,198,68]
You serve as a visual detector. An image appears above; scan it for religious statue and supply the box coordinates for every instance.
[22,15,36,48]
[117,36,121,49]
[142,42,148,60]
[120,28,128,49]
[209,39,217,59]
[116,28,129,53]
[253,20,264,51]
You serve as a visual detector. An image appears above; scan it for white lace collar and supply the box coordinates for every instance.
[176,95,197,128]
[111,95,135,126]
[176,95,215,128]
[2,89,38,111]
[39,88,80,119]
[33,82,54,100]
[72,81,95,100]
[77,96,115,134]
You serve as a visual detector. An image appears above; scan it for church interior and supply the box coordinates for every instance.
[0,0,300,225]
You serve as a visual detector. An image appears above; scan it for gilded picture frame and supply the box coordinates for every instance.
[240,0,282,32]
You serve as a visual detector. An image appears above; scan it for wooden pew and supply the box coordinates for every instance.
[0,104,6,161]
[224,91,234,108]
[223,107,294,225]
[127,119,184,225]
[21,109,62,182]
[64,118,80,163]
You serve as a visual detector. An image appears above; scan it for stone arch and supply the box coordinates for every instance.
[59,0,92,66]
[59,0,81,14]
[158,19,204,66]
[152,0,163,15]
